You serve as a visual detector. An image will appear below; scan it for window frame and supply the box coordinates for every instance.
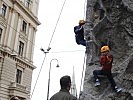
[0,28,3,41]
[21,20,27,33]
[16,69,22,84]
[18,41,24,56]
[1,4,7,17]
[25,0,31,8]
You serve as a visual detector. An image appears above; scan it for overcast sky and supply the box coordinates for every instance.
[31,0,87,100]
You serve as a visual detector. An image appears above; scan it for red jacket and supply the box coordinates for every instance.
[100,53,113,71]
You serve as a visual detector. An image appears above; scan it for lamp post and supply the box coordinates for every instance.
[47,59,59,100]
[31,48,49,99]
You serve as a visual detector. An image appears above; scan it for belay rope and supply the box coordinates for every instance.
[79,53,87,99]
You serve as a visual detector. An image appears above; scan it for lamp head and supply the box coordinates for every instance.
[40,48,45,52]
[47,47,51,51]
[56,64,60,67]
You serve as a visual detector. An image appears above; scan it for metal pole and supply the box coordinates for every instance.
[47,59,59,100]
[31,48,48,99]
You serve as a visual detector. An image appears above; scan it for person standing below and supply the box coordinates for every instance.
[10,96,20,100]
[74,20,86,46]
[50,75,77,100]
[93,46,122,93]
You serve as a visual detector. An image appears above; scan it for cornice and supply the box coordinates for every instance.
[11,0,41,25]
[0,49,36,70]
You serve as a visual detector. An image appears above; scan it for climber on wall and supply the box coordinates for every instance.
[93,45,122,93]
[74,20,86,46]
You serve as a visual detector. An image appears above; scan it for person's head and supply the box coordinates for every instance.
[10,96,20,100]
[60,75,71,90]
[79,20,86,26]
[101,45,110,54]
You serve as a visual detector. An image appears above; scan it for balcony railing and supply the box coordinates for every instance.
[9,82,29,95]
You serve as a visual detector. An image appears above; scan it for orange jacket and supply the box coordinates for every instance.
[100,53,113,71]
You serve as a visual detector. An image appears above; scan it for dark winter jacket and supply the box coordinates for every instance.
[50,89,77,100]
[74,25,84,40]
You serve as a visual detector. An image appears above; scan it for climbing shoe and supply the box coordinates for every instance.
[115,86,122,93]
[95,79,100,86]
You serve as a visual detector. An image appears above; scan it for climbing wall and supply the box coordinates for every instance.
[81,0,133,100]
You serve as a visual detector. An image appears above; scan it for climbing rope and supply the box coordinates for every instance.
[79,53,87,99]
[115,52,133,88]
[31,0,67,98]
[30,51,48,99]
[117,52,133,69]
[47,0,67,49]
[83,0,87,20]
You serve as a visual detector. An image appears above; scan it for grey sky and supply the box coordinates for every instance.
[31,0,86,99]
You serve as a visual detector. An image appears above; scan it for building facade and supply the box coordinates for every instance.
[0,0,40,100]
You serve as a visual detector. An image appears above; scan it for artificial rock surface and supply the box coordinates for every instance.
[82,0,133,100]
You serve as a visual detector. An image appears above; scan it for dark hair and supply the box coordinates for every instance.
[60,75,71,89]
[10,96,19,100]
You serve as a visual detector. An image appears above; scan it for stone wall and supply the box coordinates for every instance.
[82,0,133,100]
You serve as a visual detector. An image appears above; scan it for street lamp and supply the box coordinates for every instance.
[31,48,49,99]
[47,58,59,100]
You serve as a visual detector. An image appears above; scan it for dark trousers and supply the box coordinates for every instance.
[76,37,86,46]
[75,35,86,46]
[93,70,116,89]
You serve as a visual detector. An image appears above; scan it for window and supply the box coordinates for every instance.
[16,69,22,84]
[22,20,27,33]
[1,4,7,17]
[25,0,31,8]
[0,28,2,41]
[18,41,24,56]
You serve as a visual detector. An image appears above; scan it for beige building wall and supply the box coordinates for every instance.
[0,0,40,100]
